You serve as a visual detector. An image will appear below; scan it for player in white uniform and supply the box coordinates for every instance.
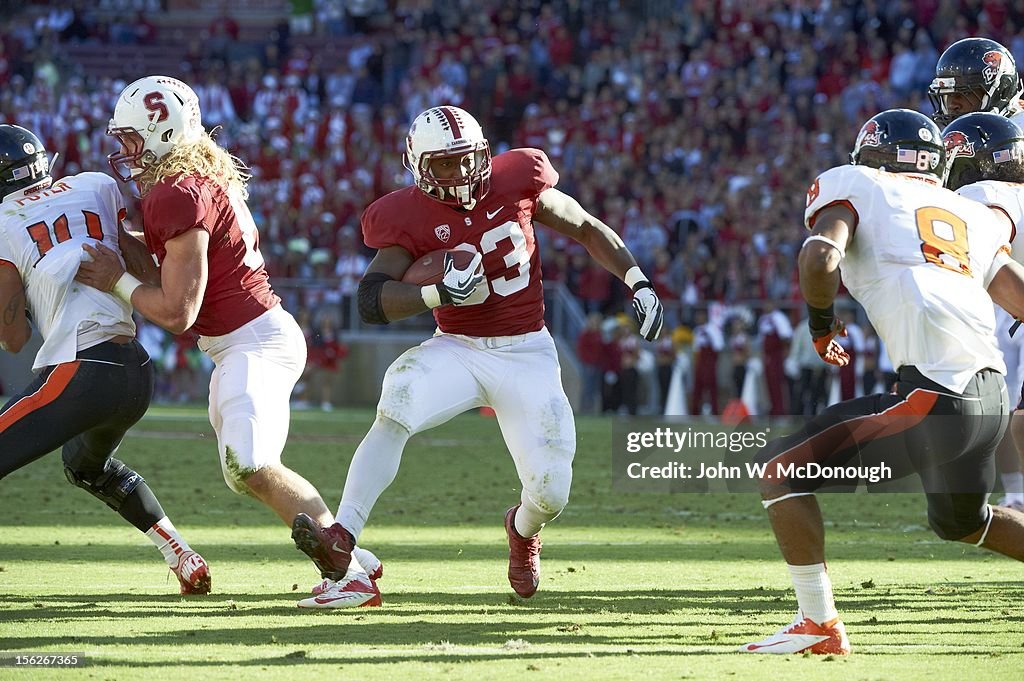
[929,37,1024,509]
[0,124,211,594]
[944,113,1024,512]
[741,109,1024,655]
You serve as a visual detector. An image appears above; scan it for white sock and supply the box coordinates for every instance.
[514,495,560,538]
[787,563,839,625]
[145,517,192,568]
[1001,472,1024,503]
[335,415,410,539]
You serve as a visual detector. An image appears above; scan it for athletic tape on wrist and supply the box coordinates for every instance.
[113,271,143,305]
[624,266,648,290]
[421,284,442,309]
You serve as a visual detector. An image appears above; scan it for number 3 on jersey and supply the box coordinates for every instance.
[916,206,971,276]
[451,220,531,305]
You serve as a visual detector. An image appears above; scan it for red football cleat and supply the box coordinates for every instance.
[312,546,383,595]
[291,513,355,581]
[741,615,850,655]
[504,505,541,598]
[298,574,382,609]
[173,551,211,595]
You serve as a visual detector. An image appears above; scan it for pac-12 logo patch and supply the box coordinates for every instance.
[434,224,451,242]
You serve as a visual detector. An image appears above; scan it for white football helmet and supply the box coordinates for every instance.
[405,106,491,210]
[107,75,203,182]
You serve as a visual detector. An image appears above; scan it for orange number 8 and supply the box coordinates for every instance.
[916,206,971,276]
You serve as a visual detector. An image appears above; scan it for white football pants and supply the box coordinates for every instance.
[378,327,576,517]
[198,305,307,493]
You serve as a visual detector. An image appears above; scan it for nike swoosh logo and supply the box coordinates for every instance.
[486,206,504,220]
[315,590,369,603]
[455,272,476,288]
[745,634,828,651]
[330,542,348,554]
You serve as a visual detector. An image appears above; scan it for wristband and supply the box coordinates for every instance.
[421,284,442,309]
[113,271,143,305]
[624,266,648,290]
[806,303,835,338]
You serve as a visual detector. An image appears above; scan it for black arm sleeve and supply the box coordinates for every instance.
[358,272,394,325]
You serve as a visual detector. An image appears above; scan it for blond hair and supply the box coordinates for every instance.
[137,131,251,199]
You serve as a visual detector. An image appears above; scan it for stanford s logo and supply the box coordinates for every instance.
[943,130,975,159]
[434,224,451,242]
[144,91,169,124]
[982,50,1004,84]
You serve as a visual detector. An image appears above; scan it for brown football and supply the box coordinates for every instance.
[401,249,477,286]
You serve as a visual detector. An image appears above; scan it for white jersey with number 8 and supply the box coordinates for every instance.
[804,165,1007,392]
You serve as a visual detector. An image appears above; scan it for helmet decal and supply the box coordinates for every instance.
[982,50,1005,85]
[944,130,975,158]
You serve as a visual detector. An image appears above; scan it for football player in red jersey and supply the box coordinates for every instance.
[290,105,664,606]
[75,76,382,605]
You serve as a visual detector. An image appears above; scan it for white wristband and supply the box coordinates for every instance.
[113,271,143,305]
[421,284,442,309]
[624,266,648,289]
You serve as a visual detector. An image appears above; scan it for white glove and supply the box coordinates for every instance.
[437,251,485,306]
[631,282,664,341]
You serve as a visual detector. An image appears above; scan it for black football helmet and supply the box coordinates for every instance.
[850,109,946,180]
[0,124,50,200]
[942,112,1024,190]
[928,37,1022,127]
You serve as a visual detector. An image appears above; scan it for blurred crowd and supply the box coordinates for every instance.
[2,0,1021,410]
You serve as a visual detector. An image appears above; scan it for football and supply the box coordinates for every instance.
[401,248,477,286]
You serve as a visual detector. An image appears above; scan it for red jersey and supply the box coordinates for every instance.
[362,148,558,337]
[142,174,279,336]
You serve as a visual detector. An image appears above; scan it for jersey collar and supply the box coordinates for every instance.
[2,177,54,203]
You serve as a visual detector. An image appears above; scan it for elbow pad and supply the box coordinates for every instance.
[358,272,393,325]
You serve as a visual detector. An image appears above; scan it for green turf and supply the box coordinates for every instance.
[1,406,1022,680]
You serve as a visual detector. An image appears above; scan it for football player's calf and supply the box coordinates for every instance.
[65,457,211,594]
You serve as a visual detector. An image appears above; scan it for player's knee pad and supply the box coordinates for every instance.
[926,497,988,541]
[523,462,572,516]
[64,458,144,512]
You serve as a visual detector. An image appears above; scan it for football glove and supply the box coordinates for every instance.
[811,319,849,367]
[437,251,485,306]
[631,282,664,341]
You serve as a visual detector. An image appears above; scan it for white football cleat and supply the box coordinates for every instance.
[741,615,850,655]
[297,573,382,609]
[311,546,383,595]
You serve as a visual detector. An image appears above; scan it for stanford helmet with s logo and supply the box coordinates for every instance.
[850,109,946,180]
[107,75,203,182]
[405,106,491,210]
[928,38,1022,127]
[942,112,1024,190]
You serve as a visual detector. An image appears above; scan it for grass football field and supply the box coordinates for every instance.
[1,405,1023,680]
